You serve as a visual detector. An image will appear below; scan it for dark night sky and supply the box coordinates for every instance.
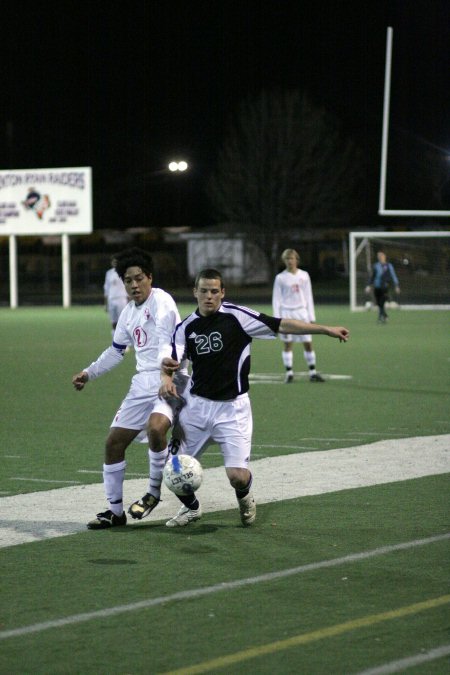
[2,0,449,230]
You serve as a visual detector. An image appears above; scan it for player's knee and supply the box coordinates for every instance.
[227,467,251,490]
[147,413,170,451]
[105,437,126,463]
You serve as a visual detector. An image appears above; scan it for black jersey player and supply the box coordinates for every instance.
[158,269,349,528]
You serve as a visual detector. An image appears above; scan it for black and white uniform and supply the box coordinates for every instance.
[172,302,281,468]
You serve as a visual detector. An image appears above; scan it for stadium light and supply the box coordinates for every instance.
[168,160,189,172]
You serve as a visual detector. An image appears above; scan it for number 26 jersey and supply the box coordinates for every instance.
[171,302,281,401]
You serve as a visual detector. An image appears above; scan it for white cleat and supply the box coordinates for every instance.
[238,492,256,526]
[166,505,202,528]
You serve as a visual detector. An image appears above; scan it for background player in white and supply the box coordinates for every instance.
[272,248,324,383]
[159,268,349,528]
[104,256,129,337]
[72,248,188,529]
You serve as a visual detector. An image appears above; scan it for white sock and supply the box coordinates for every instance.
[103,460,126,516]
[282,351,293,369]
[147,447,169,499]
[304,350,316,373]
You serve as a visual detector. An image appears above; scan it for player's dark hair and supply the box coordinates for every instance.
[194,268,224,289]
[114,248,154,280]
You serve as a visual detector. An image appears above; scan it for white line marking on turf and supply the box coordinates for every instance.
[0,435,449,549]
[77,470,148,478]
[203,452,264,457]
[9,478,82,484]
[255,444,318,450]
[346,432,407,437]
[3,455,25,458]
[249,372,352,381]
[302,438,365,442]
[354,643,450,674]
[0,532,448,641]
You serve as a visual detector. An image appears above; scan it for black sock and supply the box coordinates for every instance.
[235,474,252,499]
[177,494,199,510]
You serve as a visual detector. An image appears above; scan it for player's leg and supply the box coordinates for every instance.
[374,288,384,321]
[215,395,256,526]
[109,302,119,338]
[303,340,325,382]
[380,289,388,321]
[128,410,172,520]
[282,339,294,382]
[87,426,139,529]
[130,373,190,520]
[165,394,210,528]
[88,372,156,529]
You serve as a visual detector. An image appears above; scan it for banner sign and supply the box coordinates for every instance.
[0,167,92,235]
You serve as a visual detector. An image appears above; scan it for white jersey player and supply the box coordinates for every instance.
[72,248,188,530]
[272,248,325,383]
[104,258,128,336]
[158,268,349,529]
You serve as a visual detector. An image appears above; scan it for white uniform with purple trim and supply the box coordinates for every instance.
[84,288,188,433]
[272,268,316,343]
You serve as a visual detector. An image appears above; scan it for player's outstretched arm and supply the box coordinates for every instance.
[279,319,349,342]
[72,371,89,391]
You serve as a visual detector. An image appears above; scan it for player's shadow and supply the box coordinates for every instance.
[118,520,224,536]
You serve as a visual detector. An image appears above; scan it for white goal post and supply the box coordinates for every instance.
[349,231,450,311]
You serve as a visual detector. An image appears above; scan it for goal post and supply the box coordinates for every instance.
[349,231,450,311]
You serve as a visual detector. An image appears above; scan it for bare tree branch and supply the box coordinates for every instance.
[207,89,364,270]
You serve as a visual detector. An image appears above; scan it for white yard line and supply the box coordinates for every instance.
[0,532,448,641]
[0,435,448,549]
[354,644,450,674]
[9,478,82,484]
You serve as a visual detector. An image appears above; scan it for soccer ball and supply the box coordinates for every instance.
[163,454,203,496]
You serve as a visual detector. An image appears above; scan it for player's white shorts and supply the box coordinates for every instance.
[108,299,128,324]
[178,390,253,469]
[278,307,312,343]
[111,370,174,431]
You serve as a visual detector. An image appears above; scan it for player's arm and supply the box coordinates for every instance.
[279,319,349,342]
[304,274,316,322]
[389,263,400,292]
[159,320,186,398]
[365,264,375,293]
[272,277,282,315]
[71,344,125,390]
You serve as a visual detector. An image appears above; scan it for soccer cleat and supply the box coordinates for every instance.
[165,505,202,528]
[238,492,256,526]
[128,493,160,520]
[87,509,127,530]
[284,369,294,383]
[310,373,325,382]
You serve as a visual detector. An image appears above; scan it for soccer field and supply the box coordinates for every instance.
[0,305,449,674]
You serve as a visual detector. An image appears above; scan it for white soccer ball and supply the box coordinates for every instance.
[163,454,203,496]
